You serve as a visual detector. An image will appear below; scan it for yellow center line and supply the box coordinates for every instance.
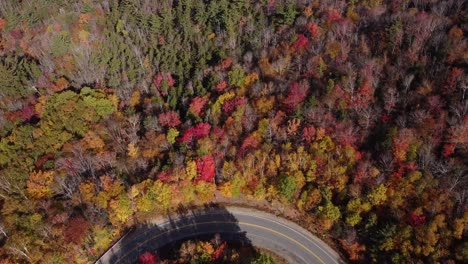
[238,222,326,264]
[115,221,325,264]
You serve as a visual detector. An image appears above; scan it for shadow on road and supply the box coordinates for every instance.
[102,203,253,264]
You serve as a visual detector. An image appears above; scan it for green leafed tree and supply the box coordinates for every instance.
[279,175,297,201]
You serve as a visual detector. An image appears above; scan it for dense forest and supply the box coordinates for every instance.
[0,0,466,263]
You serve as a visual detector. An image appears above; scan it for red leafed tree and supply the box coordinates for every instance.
[442,144,455,157]
[442,67,462,95]
[195,155,215,183]
[35,153,55,170]
[409,213,426,226]
[189,96,209,116]
[18,104,36,121]
[391,162,417,178]
[180,123,212,143]
[307,22,320,39]
[64,216,89,244]
[381,114,391,122]
[283,81,309,112]
[213,126,225,142]
[405,162,418,171]
[392,128,414,162]
[6,104,36,122]
[211,242,227,261]
[180,128,195,143]
[10,29,23,40]
[157,171,172,182]
[193,123,211,139]
[302,126,316,143]
[153,72,175,96]
[158,111,181,128]
[356,79,375,107]
[153,72,175,88]
[239,134,259,155]
[291,34,308,52]
[392,163,405,179]
[222,97,247,115]
[138,252,157,264]
[219,57,232,69]
[353,160,373,184]
[350,79,375,109]
[216,80,227,92]
[327,9,342,23]
[333,122,358,146]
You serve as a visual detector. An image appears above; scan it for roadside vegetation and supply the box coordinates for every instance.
[138,233,280,264]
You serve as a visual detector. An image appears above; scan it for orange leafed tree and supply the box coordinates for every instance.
[64,216,89,244]
[27,170,55,199]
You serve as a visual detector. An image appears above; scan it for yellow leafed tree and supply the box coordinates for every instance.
[79,181,96,203]
[27,170,55,199]
[185,160,197,181]
[128,142,139,158]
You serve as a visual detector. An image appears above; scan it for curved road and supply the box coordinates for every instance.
[96,206,344,264]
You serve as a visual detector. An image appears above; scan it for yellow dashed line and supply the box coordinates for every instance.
[238,221,326,264]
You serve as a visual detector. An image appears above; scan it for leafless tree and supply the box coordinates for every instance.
[417,144,435,171]
[54,173,82,199]
[356,107,378,130]
[107,118,131,154]
[454,189,467,215]
[243,104,258,133]
[8,243,31,262]
[449,100,468,124]
[95,152,117,171]
[0,222,7,237]
[127,113,141,143]
[431,160,450,178]
[262,28,273,48]
[72,45,106,85]
[403,74,415,95]
[446,169,467,192]
[0,175,12,199]
[379,153,394,174]
[383,86,398,113]
[243,51,253,67]
[0,175,27,200]
[73,146,97,178]
[343,63,357,94]
[179,241,196,260]
[432,1,449,16]
[395,115,407,128]
[410,109,430,127]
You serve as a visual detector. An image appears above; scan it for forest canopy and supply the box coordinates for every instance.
[0,0,466,263]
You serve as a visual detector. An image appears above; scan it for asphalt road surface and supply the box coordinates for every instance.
[96,206,344,264]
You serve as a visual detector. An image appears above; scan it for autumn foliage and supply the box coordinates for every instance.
[158,111,181,128]
[282,81,309,112]
[189,96,209,116]
[0,1,466,263]
[138,252,157,264]
[195,155,215,183]
[64,217,89,244]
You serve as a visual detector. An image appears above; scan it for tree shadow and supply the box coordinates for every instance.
[97,203,253,264]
